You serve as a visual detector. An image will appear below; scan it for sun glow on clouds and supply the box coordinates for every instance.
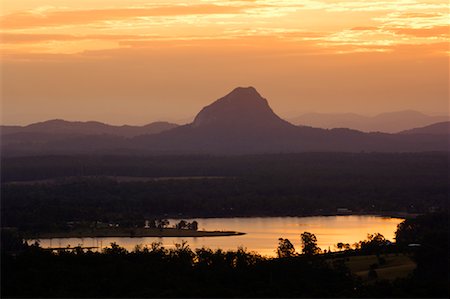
[1,0,448,127]
[0,0,448,56]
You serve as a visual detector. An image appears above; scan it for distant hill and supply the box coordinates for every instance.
[0,120,178,155]
[1,87,448,155]
[399,121,450,135]
[192,87,293,130]
[290,111,449,133]
[1,120,178,138]
[133,87,448,154]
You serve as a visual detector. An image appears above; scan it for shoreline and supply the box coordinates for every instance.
[19,213,414,239]
[161,212,418,221]
[21,213,412,240]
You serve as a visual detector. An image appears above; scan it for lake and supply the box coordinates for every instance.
[33,215,403,257]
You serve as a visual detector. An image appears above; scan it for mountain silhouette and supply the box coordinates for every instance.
[192,87,293,130]
[134,87,310,153]
[1,87,448,155]
[133,87,448,154]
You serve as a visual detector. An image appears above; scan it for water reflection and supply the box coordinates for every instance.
[34,216,403,257]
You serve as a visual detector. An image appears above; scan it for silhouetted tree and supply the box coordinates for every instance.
[176,220,187,229]
[301,232,321,255]
[277,238,296,258]
[336,242,351,251]
[171,241,195,267]
[102,242,127,255]
[394,212,449,294]
[156,219,169,229]
[359,233,388,253]
[188,220,198,231]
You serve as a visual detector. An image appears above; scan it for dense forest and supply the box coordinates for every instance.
[2,213,448,297]
[2,152,448,182]
[2,153,448,231]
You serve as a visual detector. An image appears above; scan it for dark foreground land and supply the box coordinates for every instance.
[2,213,448,298]
[1,153,449,297]
[1,152,449,233]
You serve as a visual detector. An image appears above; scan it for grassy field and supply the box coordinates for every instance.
[330,253,416,282]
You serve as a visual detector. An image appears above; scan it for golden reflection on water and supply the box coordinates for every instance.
[35,216,403,257]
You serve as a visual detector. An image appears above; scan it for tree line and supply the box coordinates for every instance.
[3,172,448,232]
[2,212,448,297]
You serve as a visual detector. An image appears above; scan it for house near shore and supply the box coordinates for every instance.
[336,208,352,214]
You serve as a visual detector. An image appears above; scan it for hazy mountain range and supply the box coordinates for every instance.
[289,111,449,133]
[1,120,177,138]
[399,122,450,135]
[1,87,448,155]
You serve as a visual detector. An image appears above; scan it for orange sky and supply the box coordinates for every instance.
[1,0,449,125]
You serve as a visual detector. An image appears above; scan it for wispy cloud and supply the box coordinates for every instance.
[0,4,257,29]
[0,33,144,43]
[390,26,449,38]
[1,0,448,57]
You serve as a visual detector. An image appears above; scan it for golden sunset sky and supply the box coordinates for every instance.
[1,0,449,125]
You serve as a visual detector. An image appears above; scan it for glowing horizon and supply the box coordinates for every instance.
[1,0,448,125]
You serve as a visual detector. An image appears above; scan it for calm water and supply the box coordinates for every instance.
[34,216,403,257]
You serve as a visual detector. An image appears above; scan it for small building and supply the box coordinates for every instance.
[337,208,352,214]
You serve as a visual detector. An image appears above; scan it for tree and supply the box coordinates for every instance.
[277,238,296,258]
[301,232,321,255]
[156,219,169,229]
[336,242,351,251]
[188,220,198,231]
[359,233,387,253]
[176,220,187,230]
[171,241,195,267]
[102,242,127,255]
[395,213,449,282]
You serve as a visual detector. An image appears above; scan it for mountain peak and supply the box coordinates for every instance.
[192,87,291,129]
[228,86,259,96]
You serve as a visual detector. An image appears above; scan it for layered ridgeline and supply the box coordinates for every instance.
[1,120,178,137]
[2,87,449,155]
[399,121,450,135]
[1,120,178,155]
[134,87,449,153]
[290,111,449,133]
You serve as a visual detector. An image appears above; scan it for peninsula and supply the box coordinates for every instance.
[25,227,245,239]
